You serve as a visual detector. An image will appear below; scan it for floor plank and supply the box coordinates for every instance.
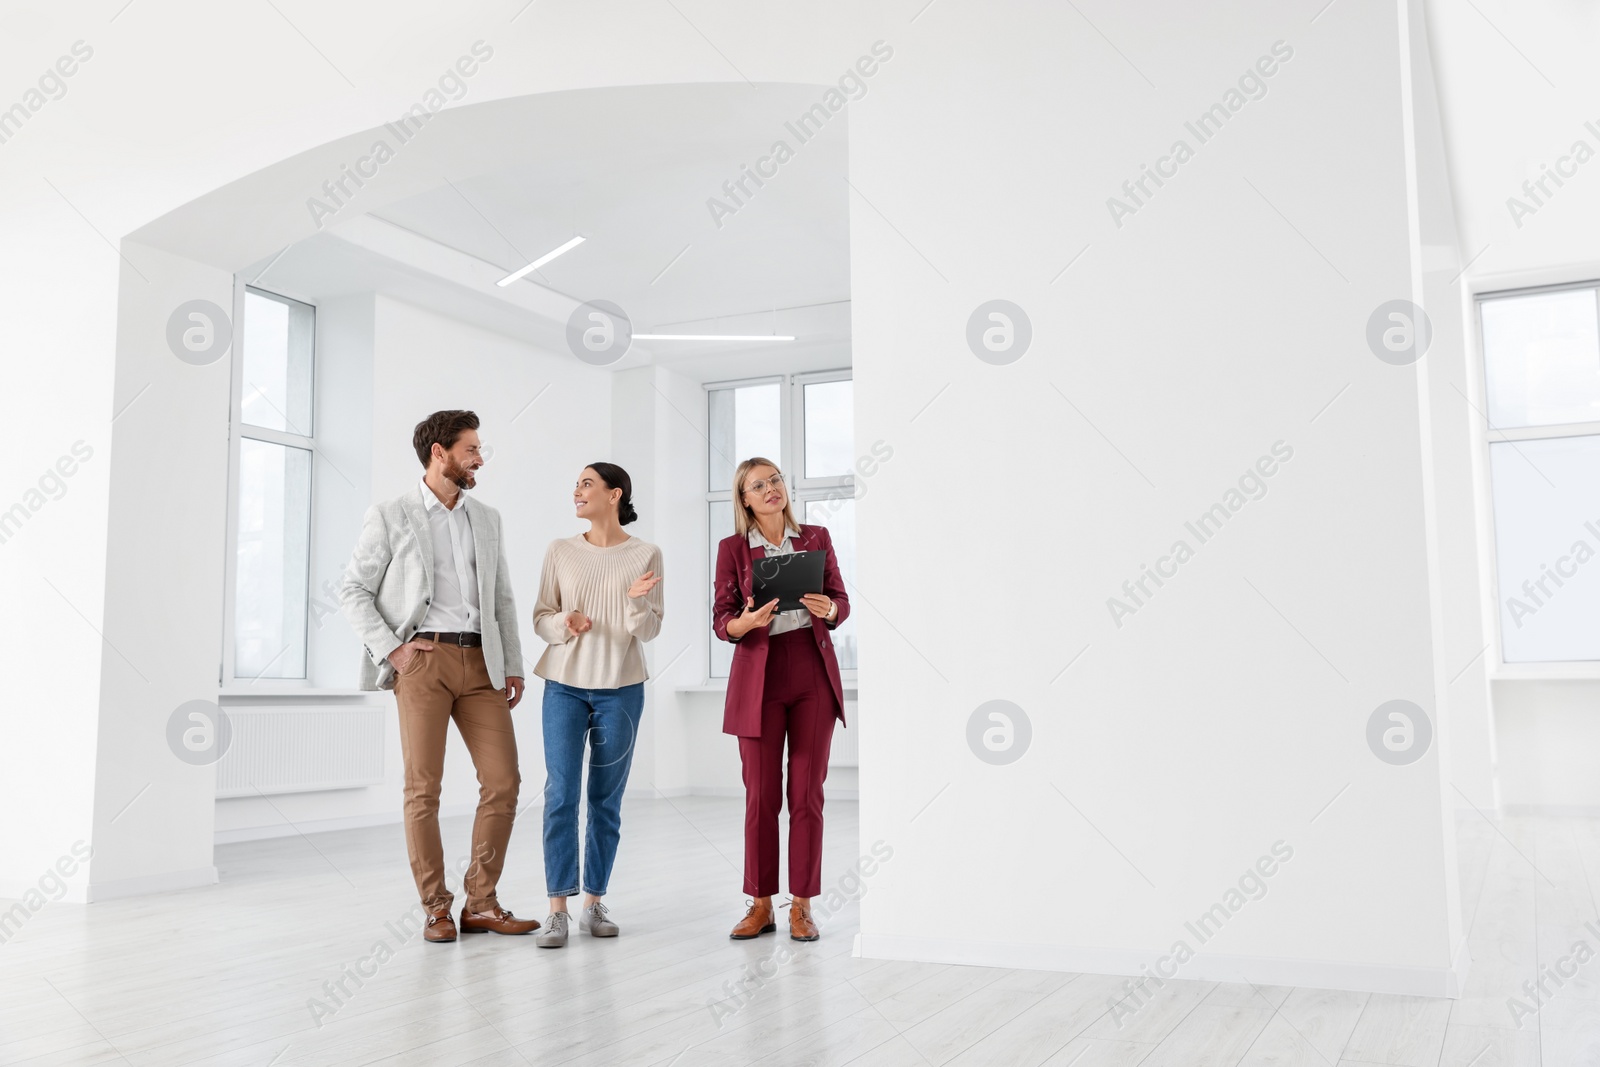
[6,803,1600,1067]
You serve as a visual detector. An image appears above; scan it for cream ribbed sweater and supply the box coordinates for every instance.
[531,534,664,688]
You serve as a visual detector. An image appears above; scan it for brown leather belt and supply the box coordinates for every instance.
[415,631,482,647]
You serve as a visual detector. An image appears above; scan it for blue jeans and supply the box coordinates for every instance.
[541,680,645,897]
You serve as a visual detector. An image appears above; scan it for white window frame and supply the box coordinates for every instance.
[220,278,319,690]
[705,369,856,683]
[1473,275,1600,680]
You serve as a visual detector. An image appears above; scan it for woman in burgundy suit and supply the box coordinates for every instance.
[714,456,850,942]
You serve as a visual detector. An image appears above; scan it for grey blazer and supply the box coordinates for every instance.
[338,484,525,692]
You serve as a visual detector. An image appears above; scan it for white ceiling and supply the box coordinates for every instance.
[1424,0,1600,283]
[366,96,850,334]
[141,82,854,380]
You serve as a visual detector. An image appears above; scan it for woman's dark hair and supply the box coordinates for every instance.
[413,410,479,468]
[587,462,638,525]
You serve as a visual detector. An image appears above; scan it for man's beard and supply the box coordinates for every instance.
[444,457,477,491]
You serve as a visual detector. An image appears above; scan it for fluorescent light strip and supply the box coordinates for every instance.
[496,236,586,286]
[633,334,795,341]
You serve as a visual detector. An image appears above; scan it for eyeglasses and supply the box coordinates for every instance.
[742,473,785,496]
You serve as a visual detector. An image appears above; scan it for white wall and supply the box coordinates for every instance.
[1493,680,1600,811]
[850,0,1467,993]
[1423,0,1600,805]
[606,364,715,799]
[77,241,236,900]
[305,293,376,690]
[1406,0,1498,810]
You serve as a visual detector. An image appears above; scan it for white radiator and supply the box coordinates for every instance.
[215,706,386,798]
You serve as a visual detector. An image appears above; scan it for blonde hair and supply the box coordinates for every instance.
[732,456,799,538]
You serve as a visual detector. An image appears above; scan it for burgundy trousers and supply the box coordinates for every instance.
[737,628,838,898]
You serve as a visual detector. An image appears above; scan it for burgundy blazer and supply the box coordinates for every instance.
[713,524,851,738]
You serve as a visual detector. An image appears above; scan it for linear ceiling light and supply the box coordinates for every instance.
[633,333,795,341]
[496,236,586,286]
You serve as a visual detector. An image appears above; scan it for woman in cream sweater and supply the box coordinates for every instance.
[530,462,663,947]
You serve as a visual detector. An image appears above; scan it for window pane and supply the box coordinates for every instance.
[805,496,857,670]
[236,439,312,678]
[709,383,781,491]
[1489,436,1600,662]
[804,379,854,479]
[1482,287,1600,429]
[242,289,315,435]
[709,499,737,679]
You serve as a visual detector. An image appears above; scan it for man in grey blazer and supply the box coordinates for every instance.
[340,410,539,942]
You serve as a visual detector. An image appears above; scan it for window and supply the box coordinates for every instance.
[1479,281,1600,664]
[224,286,316,683]
[706,370,856,678]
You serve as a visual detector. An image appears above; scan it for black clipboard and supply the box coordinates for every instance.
[751,550,825,612]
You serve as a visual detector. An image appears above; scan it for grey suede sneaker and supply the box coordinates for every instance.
[579,901,619,937]
[534,911,569,948]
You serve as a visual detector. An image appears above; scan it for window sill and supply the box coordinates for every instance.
[1490,663,1600,682]
[218,687,372,701]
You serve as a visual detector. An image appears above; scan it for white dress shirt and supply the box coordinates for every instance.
[748,525,814,637]
[418,479,482,634]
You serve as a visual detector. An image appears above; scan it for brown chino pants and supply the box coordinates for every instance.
[393,643,520,914]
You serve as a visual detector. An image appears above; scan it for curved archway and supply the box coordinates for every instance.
[95,78,854,897]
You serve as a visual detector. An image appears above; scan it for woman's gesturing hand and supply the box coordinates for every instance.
[727,596,781,639]
[565,611,592,637]
[628,570,662,599]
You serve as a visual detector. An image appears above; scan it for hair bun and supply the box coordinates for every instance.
[619,501,639,526]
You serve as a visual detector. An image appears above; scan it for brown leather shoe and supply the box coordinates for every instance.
[788,897,818,942]
[459,906,540,935]
[730,897,775,939]
[424,909,457,943]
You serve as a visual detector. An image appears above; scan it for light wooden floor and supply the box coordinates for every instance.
[2,799,1599,1066]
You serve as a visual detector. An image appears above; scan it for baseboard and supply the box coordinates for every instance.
[858,932,1473,999]
[212,785,675,844]
[211,788,849,845]
[84,866,218,902]
[215,802,478,844]
[0,879,91,903]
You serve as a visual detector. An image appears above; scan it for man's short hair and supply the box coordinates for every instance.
[412,410,479,468]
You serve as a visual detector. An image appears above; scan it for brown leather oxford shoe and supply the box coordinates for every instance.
[730,897,775,939]
[459,906,540,935]
[424,909,457,943]
[788,897,818,942]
